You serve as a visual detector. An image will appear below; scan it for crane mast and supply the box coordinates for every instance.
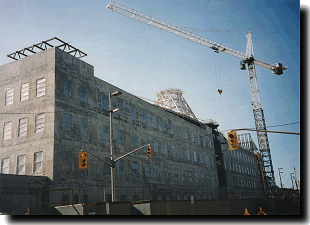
[106,1,286,196]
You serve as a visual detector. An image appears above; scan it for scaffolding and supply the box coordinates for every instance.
[7,37,87,61]
[155,89,197,120]
[237,133,258,153]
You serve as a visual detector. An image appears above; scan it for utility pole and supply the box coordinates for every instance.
[293,166,299,193]
[290,173,295,190]
[109,91,122,202]
[80,90,152,203]
[278,168,283,188]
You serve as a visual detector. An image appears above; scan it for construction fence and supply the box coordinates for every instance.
[26,198,300,215]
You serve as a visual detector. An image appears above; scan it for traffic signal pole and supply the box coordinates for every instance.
[80,90,152,202]
[109,92,115,202]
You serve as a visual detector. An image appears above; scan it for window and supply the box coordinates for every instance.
[178,127,181,138]
[3,121,12,140]
[205,155,208,164]
[36,78,45,97]
[119,160,125,175]
[1,158,9,174]
[194,152,197,162]
[141,112,147,125]
[131,134,137,148]
[199,153,203,163]
[132,162,138,177]
[63,114,72,133]
[5,88,13,105]
[170,123,174,135]
[187,150,190,160]
[102,125,109,141]
[174,169,178,180]
[154,140,158,152]
[35,113,45,133]
[209,139,212,148]
[21,83,29,101]
[152,116,157,128]
[184,130,188,139]
[201,173,205,183]
[191,133,195,142]
[203,137,206,146]
[142,137,148,150]
[80,86,87,103]
[155,165,160,178]
[163,143,168,155]
[211,157,214,166]
[162,120,166,132]
[17,155,25,175]
[165,167,170,179]
[189,171,192,182]
[34,152,43,172]
[144,164,150,177]
[206,175,210,183]
[64,79,71,97]
[182,170,185,181]
[171,145,176,156]
[81,118,88,136]
[180,148,183,159]
[195,172,199,182]
[117,101,123,116]
[130,107,135,121]
[118,129,124,145]
[102,94,108,110]
[63,151,71,171]
[18,118,27,137]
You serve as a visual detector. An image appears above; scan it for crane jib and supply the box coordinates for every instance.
[106,2,287,74]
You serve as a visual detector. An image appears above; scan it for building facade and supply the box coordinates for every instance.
[0,45,265,208]
[1,47,222,203]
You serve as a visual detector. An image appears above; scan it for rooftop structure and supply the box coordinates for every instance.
[155,89,197,120]
[7,37,87,61]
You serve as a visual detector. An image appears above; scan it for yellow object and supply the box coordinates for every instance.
[79,151,88,169]
[257,207,267,215]
[256,153,267,197]
[227,131,239,150]
[147,146,152,159]
[244,209,250,215]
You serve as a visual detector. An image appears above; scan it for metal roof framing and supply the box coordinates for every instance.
[7,37,87,60]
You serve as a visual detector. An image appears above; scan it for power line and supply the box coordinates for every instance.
[220,122,300,133]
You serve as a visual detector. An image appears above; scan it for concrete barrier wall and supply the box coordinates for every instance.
[0,174,50,215]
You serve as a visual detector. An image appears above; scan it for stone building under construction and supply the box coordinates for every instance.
[0,38,264,213]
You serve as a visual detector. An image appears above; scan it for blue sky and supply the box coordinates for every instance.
[0,0,300,188]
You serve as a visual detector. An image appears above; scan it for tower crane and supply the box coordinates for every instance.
[106,1,287,196]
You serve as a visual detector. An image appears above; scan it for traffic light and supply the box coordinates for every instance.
[147,146,152,159]
[79,151,88,169]
[227,131,239,150]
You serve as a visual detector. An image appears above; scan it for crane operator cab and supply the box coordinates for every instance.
[240,61,246,70]
[272,63,284,75]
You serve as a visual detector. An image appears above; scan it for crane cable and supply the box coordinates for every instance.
[212,51,223,114]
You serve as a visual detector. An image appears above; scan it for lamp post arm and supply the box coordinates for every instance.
[114,144,150,163]
[87,151,111,166]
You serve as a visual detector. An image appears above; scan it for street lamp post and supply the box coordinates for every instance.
[278,168,283,188]
[109,91,122,202]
